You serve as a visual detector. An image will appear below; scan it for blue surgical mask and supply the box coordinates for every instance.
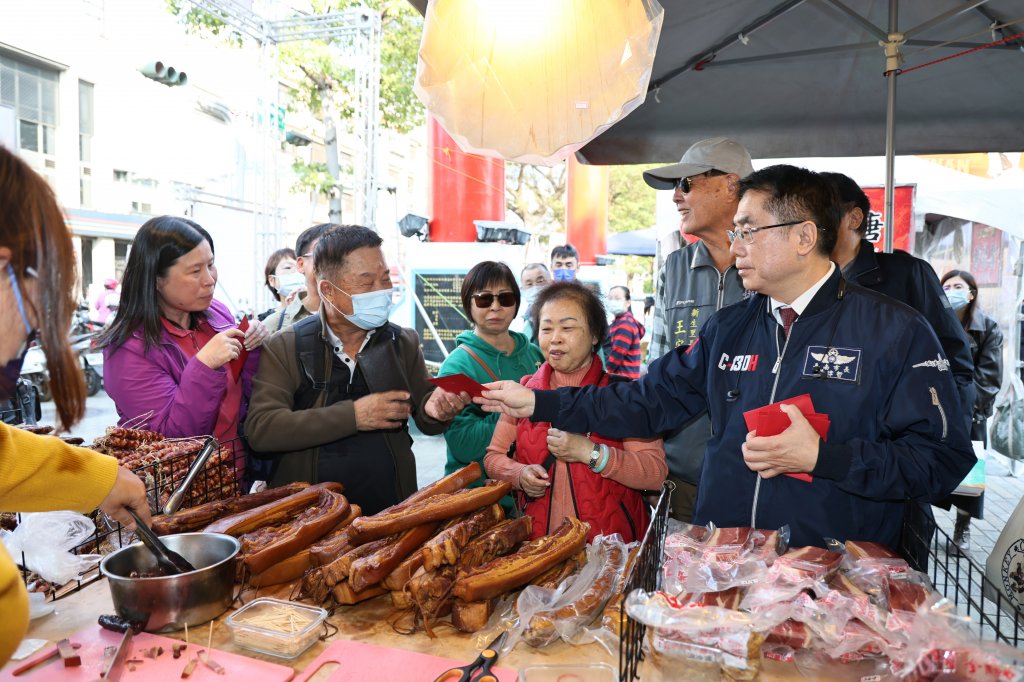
[321,281,394,330]
[1,264,37,400]
[275,271,306,298]
[945,289,971,311]
[552,268,575,282]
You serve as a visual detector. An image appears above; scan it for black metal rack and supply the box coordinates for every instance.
[915,522,1023,648]
[16,436,245,600]
[618,481,673,682]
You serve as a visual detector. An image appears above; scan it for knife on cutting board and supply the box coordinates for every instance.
[99,629,132,682]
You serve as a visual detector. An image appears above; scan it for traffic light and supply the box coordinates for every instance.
[139,61,188,87]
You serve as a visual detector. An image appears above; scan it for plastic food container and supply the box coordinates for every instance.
[225,597,327,659]
[519,662,617,682]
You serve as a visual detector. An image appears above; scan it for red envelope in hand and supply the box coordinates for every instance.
[745,394,830,483]
[429,373,486,399]
[742,393,815,432]
[228,316,249,382]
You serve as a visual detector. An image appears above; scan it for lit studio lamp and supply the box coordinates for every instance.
[415,0,664,166]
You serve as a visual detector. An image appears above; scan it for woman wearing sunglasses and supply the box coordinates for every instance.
[482,282,666,542]
[437,262,543,497]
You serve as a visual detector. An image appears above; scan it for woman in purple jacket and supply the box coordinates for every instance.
[98,217,269,479]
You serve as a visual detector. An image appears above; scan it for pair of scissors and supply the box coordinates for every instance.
[433,631,508,682]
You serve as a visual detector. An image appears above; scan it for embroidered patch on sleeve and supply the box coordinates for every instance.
[911,353,950,372]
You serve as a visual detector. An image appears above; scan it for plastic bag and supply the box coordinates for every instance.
[0,511,101,585]
[663,524,789,595]
[826,537,912,580]
[890,606,1024,681]
[626,589,772,679]
[990,375,1024,462]
[514,534,628,649]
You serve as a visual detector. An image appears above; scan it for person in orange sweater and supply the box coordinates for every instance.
[483,282,666,543]
[0,146,150,666]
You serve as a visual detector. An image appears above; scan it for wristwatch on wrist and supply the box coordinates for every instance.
[588,444,601,470]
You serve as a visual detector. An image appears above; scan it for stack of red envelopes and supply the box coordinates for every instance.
[742,394,830,482]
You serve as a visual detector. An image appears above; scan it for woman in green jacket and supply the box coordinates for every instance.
[438,261,543,488]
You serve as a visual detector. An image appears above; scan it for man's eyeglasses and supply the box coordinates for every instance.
[674,170,725,194]
[472,292,517,308]
[726,220,808,244]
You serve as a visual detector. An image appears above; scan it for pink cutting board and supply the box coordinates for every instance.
[292,639,518,682]
[2,626,295,681]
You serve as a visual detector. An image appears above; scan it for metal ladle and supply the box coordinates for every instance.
[127,509,197,575]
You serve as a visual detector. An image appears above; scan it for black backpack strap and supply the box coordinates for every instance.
[293,316,329,409]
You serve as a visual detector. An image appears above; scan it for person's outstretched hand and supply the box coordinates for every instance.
[424,386,471,422]
[475,380,536,418]
[99,466,151,531]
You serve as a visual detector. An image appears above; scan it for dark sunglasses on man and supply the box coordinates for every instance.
[674,169,726,194]
[472,292,517,308]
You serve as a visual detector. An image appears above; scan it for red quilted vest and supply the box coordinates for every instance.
[515,356,650,543]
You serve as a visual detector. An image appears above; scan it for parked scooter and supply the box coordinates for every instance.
[0,378,40,425]
[71,300,101,336]
[20,341,49,402]
[71,332,103,397]
[21,330,104,402]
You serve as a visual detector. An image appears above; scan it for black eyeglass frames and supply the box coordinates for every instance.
[726,220,809,244]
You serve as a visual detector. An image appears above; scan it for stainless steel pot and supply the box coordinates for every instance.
[100,532,239,632]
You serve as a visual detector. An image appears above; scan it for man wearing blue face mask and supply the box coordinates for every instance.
[245,225,471,514]
[550,244,579,282]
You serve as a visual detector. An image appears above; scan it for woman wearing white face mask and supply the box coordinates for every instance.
[939,268,1003,555]
[245,225,469,514]
[258,248,303,320]
[604,286,645,379]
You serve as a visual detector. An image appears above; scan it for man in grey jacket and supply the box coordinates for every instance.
[644,137,754,521]
[245,225,469,514]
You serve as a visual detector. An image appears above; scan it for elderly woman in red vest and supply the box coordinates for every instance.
[483,282,666,542]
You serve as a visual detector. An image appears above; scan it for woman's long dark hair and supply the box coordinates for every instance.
[98,216,214,351]
[940,269,979,332]
[0,146,85,429]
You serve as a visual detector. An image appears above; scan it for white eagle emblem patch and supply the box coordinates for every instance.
[802,346,861,382]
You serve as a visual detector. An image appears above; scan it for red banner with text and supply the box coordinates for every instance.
[861,185,914,253]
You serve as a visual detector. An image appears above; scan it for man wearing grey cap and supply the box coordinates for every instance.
[644,137,754,522]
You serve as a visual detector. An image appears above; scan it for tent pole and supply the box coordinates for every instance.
[884,74,896,254]
[883,0,900,254]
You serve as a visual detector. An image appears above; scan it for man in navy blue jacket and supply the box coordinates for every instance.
[478,165,975,552]
[824,171,975,429]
